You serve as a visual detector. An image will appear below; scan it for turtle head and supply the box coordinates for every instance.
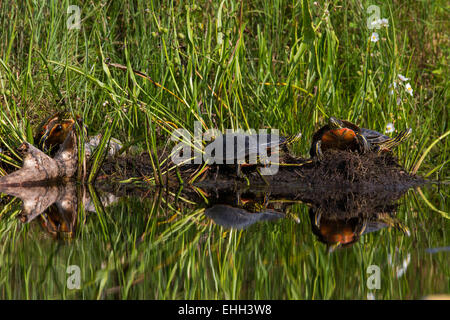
[35,112,84,152]
[328,117,345,130]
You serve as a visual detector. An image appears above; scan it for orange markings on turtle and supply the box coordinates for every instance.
[321,128,357,149]
[44,119,76,149]
[320,223,356,245]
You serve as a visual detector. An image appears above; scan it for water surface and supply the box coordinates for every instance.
[0,181,448,299]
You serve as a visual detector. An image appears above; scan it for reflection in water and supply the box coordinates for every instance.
[1,179,412,248]
[196,185,412,251]
[310,205,410,251]
[205,205,283,230]
[0,182,117,239]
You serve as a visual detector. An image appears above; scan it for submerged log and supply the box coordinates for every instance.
[0,130,77,186]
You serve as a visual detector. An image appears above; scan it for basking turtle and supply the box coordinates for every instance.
[205,131,303,182]
[34,111,122,158]
[34,111,80,154]
[310,117,412,160]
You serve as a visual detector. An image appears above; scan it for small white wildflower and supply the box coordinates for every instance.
[102,101,109,107]
[405,83,413,96]
[370,32,379,42]
[385,123,395,134]
[389,89,394,95]
[371,19,381,28]
[398,74,410,82]
[371,18,388,29]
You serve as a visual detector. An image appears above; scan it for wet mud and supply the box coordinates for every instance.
[99,149,425,192]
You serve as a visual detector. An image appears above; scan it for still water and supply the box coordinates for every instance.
[0,181,448,299]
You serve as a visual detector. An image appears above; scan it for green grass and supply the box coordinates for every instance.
[0,0,448,299]
[0,0,448,177]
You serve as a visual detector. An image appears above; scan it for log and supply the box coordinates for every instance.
[0,130,77,186]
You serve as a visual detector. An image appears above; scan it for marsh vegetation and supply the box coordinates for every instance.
[0,0,448,299]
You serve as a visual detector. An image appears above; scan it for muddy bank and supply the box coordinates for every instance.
[98,149,425,191]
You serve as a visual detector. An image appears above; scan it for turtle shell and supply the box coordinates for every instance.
[360,127,390,144]
[206,133,288,164]
[310,119,362,157]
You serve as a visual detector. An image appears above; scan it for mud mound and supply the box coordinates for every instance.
[191,150,424,191]
[305,150,406,184]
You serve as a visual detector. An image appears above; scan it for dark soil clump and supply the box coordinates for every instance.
[98,149,425,191]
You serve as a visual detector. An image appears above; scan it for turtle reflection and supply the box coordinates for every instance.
[200,186,411,251]
[0,182,117,239]
[310,208,410,252]
[204,190,285,230]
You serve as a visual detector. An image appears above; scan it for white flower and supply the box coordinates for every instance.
[371,19,381,27]
[370,32,379,42]
[385,123,395,134]
[405,83,413,96]
[371,18,389,29]
[398,74,410,82]
[102,101,109,107]
[389,89,394,95]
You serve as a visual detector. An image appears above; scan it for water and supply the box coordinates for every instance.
[0,181,448,299]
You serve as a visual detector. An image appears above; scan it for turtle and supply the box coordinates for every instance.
[310,117,412,160]
[204,131,303,183]
[34,112,123,158]
[34,111,80,154]
[310,208,410,251]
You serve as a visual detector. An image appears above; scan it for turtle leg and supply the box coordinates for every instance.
[313,140,324,161]
[356,134,370,154]
[314,209,322,228]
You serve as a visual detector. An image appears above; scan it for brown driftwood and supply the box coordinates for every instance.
[0,130,77,186]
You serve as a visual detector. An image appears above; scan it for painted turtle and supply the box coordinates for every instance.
[205,131,302,181]
[34,111,80,154]
[34,112,123,158]
[310,117,412,159]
